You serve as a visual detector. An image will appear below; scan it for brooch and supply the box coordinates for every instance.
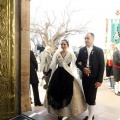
[58,55,61,59]
[91,51,94,54]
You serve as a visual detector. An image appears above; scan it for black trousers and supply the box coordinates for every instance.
[31,84,41,106]
[82,77,97,105]
[106,65,113,77]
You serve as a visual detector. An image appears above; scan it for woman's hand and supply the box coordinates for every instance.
[42,75,46,80]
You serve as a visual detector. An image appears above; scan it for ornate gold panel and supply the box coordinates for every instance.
[0,0,15,119]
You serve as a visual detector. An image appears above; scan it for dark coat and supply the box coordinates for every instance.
[113,50,120,82]
[76,46,104,83]
[30,50,39,84]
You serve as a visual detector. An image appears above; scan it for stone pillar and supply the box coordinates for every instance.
[20,0,31,112]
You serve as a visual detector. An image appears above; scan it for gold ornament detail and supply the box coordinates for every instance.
[0,0,15,119]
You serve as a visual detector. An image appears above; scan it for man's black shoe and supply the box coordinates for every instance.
[115,92,120,96]
[83,116,88,120]
[35,103,43,106]
[83,116,94,120]
[58,116,63,120]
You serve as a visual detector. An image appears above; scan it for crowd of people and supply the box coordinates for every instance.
[29,32,120,120]
[104,42,120,96]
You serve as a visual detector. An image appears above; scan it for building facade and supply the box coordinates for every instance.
[0,0,31,119]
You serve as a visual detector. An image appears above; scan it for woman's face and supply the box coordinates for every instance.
[61,41,68,51]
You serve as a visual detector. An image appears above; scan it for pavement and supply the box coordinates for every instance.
[23,72,120,120]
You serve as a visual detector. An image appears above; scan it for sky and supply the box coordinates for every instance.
[30,0,120,48]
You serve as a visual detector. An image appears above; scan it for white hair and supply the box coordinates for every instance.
[45,46,51,51]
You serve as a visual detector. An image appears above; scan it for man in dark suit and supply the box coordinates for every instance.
[113,44,120,96]
[30,50,42,106]
[76,33,104,120]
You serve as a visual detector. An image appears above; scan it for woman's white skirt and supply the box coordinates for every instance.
[44,79,87,117]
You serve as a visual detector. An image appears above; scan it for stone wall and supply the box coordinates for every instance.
[20,0,31,112]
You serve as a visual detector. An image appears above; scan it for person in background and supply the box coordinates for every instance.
[103,49,108,81]
[76,33,104,120]
[51,45,58,56]
[39,46,52,89]
[105,42,116,90]
[113,43,120,96]
[30,50,43,106]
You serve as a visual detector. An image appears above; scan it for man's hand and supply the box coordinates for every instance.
[95,82,102,88]
[78,62,82,65]
[83,67,91,75]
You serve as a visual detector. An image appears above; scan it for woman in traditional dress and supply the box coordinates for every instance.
[42,40,87,120]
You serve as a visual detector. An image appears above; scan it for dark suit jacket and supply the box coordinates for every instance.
[30,50,39,84]
[113,50,120,81]
[76,46,104,83]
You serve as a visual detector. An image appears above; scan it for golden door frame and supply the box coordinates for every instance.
[0,0,18,119]
[0,0,31,119]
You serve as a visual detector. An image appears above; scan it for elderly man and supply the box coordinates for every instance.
[39,46,52,89]
[76,33,104,120]
[30,50,42,106]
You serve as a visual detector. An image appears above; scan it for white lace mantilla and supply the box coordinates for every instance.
[56,52,72,67]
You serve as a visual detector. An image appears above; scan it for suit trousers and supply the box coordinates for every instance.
[31,83,41,106]
[82,76,97,105]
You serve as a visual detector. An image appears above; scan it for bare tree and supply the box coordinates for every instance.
[30,9,89,48]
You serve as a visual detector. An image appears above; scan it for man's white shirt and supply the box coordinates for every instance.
[86,46,93,67]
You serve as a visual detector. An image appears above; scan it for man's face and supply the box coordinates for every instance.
[110,43,116,50]
[85,34,94,47]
